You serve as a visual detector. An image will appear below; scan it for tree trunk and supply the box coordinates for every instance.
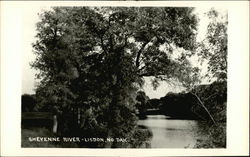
[77,108,80,124]
[191,92,217,125]
[52,115,58,133]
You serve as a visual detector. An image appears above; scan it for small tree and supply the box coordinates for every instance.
[198,9,227,82]
[179,9,228,125]
[21,94,37,112]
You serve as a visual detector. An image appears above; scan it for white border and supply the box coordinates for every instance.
[1,1,249,156]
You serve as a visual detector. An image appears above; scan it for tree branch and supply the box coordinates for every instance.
[190,92,217,125]
[109,34,114,52]
[139,71,166,77]
[100,35,107,55]
[203,93,218,101]
[122,34,129,49]
[137,66,146,73]
[135,42,149,68]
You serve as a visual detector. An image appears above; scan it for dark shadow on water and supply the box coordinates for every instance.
[138,114,199,120]
[138,124,149,129]
[165,128,186,131]
[165,116,199,120]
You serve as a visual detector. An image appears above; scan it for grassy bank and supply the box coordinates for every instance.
[194,121,226,148]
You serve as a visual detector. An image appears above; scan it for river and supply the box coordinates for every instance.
[138,115,201,148]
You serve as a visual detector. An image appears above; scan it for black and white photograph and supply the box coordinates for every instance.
[1,1,249,156]
[21,5,228,148]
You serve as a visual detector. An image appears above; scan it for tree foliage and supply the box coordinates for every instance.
[198,9,227,82]
[22,94,37,112]
[173,9,228,125]
[135,91,150,119]
[32,7,198,147]
[160,92,198,119]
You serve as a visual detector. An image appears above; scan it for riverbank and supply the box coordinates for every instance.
[194,121,226,148]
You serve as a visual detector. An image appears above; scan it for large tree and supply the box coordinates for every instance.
[32,7,198,147]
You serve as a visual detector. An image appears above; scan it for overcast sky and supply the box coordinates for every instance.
[21,6,225,98]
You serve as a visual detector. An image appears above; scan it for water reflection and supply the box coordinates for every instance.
[138,115,200,148]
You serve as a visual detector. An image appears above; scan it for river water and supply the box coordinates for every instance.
[138,115,201,148]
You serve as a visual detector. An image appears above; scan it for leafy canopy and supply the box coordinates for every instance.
[32,7,198,85]
[32,7,199,147]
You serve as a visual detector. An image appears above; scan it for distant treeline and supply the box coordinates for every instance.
[136,81,227,122]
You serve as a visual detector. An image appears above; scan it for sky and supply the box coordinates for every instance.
[21,6,224,98]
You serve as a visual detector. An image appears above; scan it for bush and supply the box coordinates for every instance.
[194,122,226,148]
[129,126,153,148]
[22,94,37,112]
